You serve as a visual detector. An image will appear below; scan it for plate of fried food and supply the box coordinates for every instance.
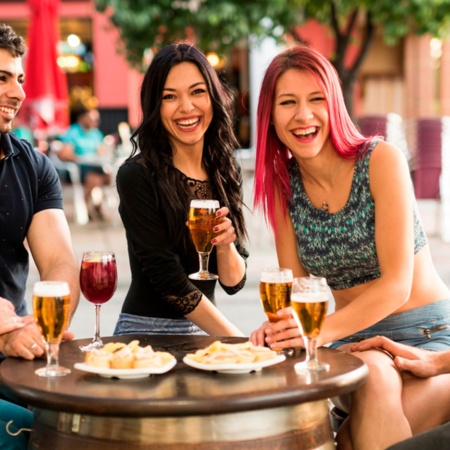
[74,340,177,379]
[183,340,285,374]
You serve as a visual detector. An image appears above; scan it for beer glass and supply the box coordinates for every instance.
[79,251,117,351]
[291,276,330,371]
[33,281,71,377]
[188,199,220,280]
[259,268,293,323]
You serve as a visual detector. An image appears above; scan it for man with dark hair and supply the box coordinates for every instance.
[0,22,79,356]
[0,22,80,448]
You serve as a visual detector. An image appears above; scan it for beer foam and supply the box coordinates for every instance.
[260,272,293,283]
[33,281,70,297]
[190,199,219,209]
[291,292,328,303]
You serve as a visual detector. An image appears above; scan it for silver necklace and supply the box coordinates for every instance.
[321,201,329,213]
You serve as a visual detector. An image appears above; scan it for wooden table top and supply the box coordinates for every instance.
[0,335,368,417]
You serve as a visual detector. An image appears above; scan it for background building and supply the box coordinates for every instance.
[3,1,450,177]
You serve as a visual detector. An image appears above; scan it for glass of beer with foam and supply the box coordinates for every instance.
[291,276,330,372]
[188,199,220,280]
[260,268,294,355]
[259,268,293,323]
[32,281,71,377]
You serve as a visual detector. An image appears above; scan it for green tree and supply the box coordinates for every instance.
[94,0,450,117]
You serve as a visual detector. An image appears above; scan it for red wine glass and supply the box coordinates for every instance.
[79,251,117,351]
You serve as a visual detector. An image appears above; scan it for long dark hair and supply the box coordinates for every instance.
[128,42,246,245]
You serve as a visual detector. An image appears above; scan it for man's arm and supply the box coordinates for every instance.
[351,336,450,377]
[0,209,79,360]
[27,208,79,316]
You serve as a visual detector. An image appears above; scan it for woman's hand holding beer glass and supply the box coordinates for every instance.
[188,200,237,280]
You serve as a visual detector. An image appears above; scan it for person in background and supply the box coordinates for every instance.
[59,107,111,220]
[352,336,450,449]
[0,23,79,448]
[249,44,450,450]
[11,114,34,144]
[114,42,248,337]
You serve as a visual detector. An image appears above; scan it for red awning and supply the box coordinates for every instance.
[23,0,69,139]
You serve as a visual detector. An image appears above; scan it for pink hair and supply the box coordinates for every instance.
[253,45,371,232]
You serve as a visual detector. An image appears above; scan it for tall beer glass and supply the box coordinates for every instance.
[188,199,220,280]
[291,276,330,372]
[33,281,71,377]
[259,268,293,323]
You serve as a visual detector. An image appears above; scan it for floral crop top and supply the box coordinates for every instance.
[288,140,427,290]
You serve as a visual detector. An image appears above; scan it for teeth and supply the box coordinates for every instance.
[0,107,15,115]
[177,118,199,127]
[293,126,317,136]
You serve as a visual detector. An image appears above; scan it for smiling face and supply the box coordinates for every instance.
[272,68,332,161]
[0,48,25,135]
[160,62,213,153]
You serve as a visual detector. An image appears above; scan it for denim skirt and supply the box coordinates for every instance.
[329,299,450,351]
[113,312,208,336]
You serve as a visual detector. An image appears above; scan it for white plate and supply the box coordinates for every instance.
[182,354,286,374]
[74,356,177,379]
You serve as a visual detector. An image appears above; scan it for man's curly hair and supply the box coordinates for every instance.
[0,23,26,58]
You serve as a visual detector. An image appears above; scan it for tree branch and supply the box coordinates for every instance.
[348,11,376,78]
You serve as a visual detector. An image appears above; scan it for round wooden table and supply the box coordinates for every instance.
[0,335,368,450]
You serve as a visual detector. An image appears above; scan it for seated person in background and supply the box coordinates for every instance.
[11,115,34,144]
[352,336,450,449]
[59,107,111,220]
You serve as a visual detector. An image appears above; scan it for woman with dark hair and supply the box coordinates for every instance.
[249,45,450,449]
[114,43,248,337]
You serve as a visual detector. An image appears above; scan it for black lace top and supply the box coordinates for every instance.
[288,140,427,290]
[116,157,248,320]
[183,173,215,200]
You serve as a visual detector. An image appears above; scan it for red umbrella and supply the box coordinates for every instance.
[23,0,69,139]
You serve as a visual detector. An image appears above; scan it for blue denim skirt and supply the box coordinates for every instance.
[113,313,208,336]
[329,299,450,351]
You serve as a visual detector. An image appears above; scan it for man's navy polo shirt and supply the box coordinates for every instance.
[0,132,63,314]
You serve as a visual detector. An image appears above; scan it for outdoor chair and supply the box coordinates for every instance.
[47,140,89,225]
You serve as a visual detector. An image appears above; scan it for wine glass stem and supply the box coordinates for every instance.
[46,342,61,367]
[304,336,318,363]
[94,304,102,342]
[198,252,211,275]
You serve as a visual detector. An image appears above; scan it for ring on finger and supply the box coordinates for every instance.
[30,343,38,350]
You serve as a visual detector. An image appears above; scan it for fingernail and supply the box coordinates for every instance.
[211,239,217,244]
[216,211,221,216]
[213,227,219,232]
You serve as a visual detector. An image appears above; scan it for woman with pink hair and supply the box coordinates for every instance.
[250,45,450,450]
